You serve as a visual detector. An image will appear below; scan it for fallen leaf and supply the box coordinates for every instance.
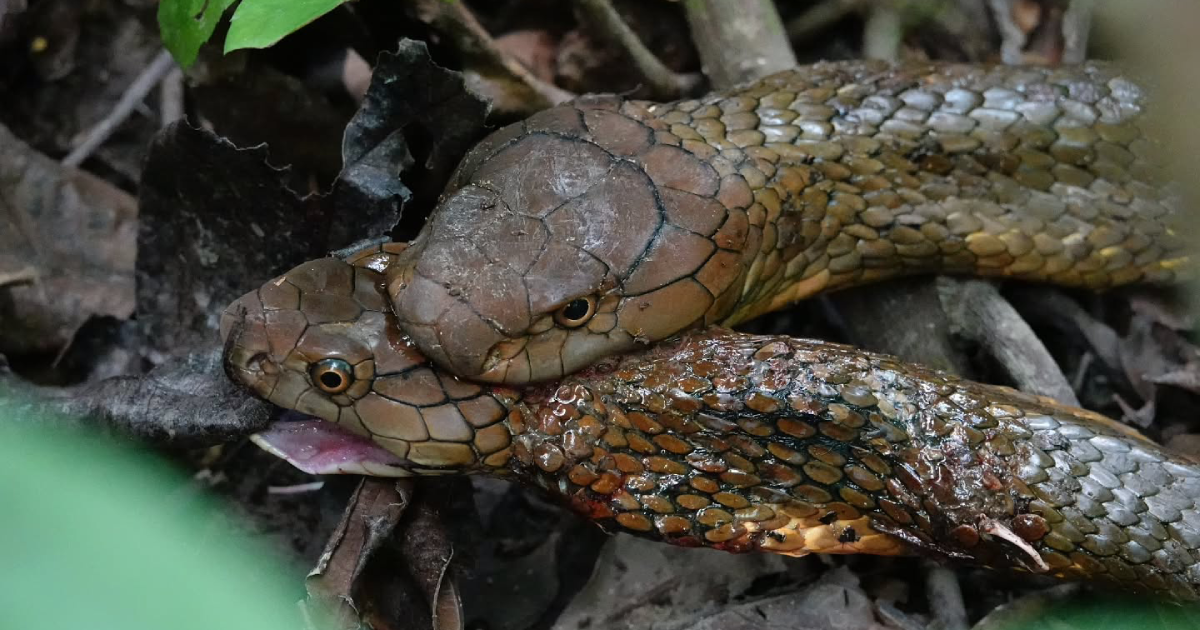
[304,478,410,630]
[0,122,136,355]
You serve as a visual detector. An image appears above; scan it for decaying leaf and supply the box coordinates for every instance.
[0,122,136,355]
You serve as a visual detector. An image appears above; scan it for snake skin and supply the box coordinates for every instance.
[384,60,1190,384]
[223,252,1200,601]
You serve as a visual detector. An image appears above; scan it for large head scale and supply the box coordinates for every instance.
[385,97,757,385]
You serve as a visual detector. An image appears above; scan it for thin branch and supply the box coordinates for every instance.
[862,0,903,61]
[938,278,1080,405]
[406,0,573,113]
[988,0,1028,64]
[1062,0,1095,63]
[574,0,702,100]
[63,49,176,167]
[0,265,38,288]
[159,66,185,125]
[682,0,797,89]
[830,280,972,376]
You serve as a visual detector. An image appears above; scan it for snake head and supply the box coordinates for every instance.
[386,99,752,385]
[220,249,514,477]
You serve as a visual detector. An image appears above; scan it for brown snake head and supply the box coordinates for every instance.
[386,61,1195,386]
[386,98,751,385]
[221,248,515,476]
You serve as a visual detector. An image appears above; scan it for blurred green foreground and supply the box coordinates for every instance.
[0,415,303,630]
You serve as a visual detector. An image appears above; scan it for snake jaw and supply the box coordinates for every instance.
[250,419,415,478]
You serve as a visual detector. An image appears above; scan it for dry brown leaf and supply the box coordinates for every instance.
[0,123,136,355]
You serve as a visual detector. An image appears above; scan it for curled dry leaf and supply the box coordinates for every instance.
[338,39,491,240]
[304,478,410,630]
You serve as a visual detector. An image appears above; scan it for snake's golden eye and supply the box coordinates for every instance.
[311,358,354,394]
[554,296,597,328]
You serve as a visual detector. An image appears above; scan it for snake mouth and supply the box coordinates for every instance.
[250,414,414,477]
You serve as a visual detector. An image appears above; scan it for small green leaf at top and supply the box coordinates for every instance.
[158,0,240,69]
[224,0,350,54]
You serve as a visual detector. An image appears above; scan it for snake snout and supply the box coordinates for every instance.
[219,289,284,397]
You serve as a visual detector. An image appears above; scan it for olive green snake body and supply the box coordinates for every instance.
[383,60,1188,384]
[221,61,1200,600]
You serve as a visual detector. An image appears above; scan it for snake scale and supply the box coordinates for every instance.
[382,60,1188,384]
[221,61,1200,600]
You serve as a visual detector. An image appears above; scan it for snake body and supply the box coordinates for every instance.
[384,60,1189,384]
[221,61,1200,600]
[223,251,1200,601]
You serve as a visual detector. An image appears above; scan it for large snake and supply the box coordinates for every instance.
[220,61,1200,599]
[383,60,1188,384]
[223,248,1200,601]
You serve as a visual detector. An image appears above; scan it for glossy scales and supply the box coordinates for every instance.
[386,60,1191,385]
[224,253,1200,602]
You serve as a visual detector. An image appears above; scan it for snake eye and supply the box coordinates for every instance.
[554,296,597,328]
[311,358,354,394]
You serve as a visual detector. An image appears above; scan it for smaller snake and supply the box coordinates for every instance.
[223,247,1200,602]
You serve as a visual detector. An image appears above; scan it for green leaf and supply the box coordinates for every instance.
[0,418,309,629]
[158,0,240,69]
[224,0,350,53]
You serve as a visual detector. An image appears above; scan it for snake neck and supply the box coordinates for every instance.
[485,334,1048,565]
[493,375,912,556]
[632,61,1190,327]
[467,330,1200,601]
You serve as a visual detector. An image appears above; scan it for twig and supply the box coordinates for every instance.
[862,0,903,61]
[682,0,797,89]
[63,49,175,167]
[406,0,573,113]
[574,0,702,100]
[1071,351,1094,394]
[786,0,863,43]
[1062,0,1095,63]
[1007,287,1121,371]
[159,66,185,125]
[938,278,1080,405]
[827,281,971,375]
[923,563,968,630]
[0,265,37,288]
[267,481,325,495]
[987,0,1027,64]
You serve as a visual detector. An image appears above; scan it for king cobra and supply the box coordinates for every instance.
[220,61,1200,599]
[223,248,1200,601]
[382,60,1189,383]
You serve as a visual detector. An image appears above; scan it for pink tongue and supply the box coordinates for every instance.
[251,420,412,476]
